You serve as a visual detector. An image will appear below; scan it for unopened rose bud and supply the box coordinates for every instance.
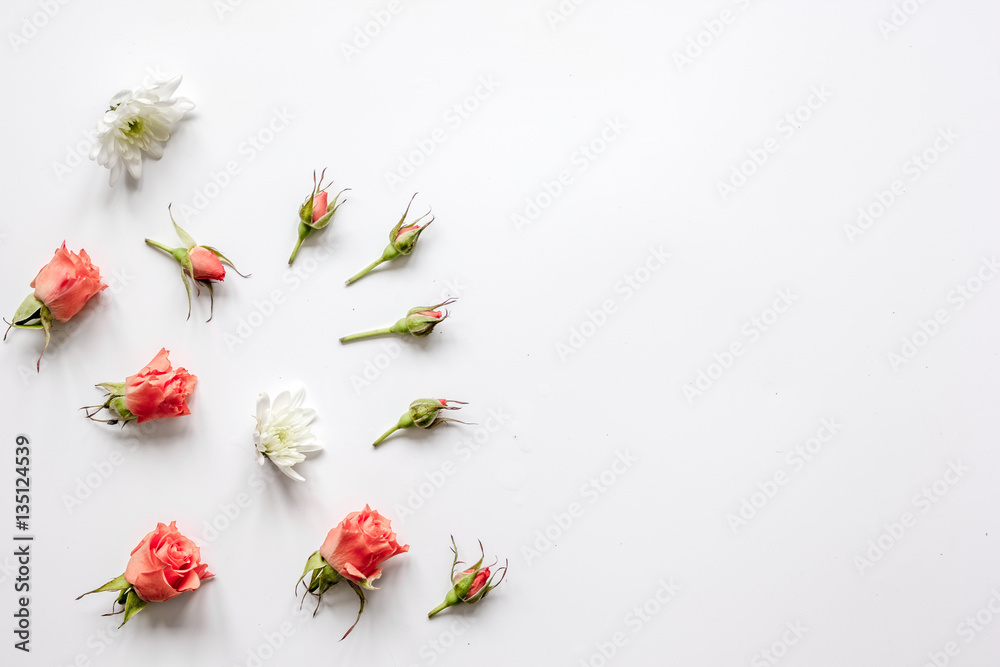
[145,205,248,321]
[339,299,455,343]
[289,168,349,265]
[345,193,433,285]
[371,398,467,447]
[428,537,507,618]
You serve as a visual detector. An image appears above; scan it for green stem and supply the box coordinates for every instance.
[339,327,394,343]
[145,239,174,254]
[345,257,386,285]
[427,600,451,618]
[288,235,305,265]
[372,423,404,448]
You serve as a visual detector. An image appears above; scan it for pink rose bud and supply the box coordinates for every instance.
[298,505,408,639]
[5,241,107,371]
[370,398,468,448]
[145,205,247,321]
[465,568,490,599]
[428,538,507,618]
[84,348,197,425]
[290,168,348,265]
[345,193,433,285]
[312,190,329,222]
[188,246,226,281]
[339,299,456,343]
[77,521,212,628]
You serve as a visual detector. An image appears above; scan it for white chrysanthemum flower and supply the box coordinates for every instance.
[253,387,321,482]
[89,75,195,186]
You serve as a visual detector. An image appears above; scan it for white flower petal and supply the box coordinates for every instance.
[252,387,321,482]
[90,74,193,186]
[256,392,271,422]
[124,153,142,180]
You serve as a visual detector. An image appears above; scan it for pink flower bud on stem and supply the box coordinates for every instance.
[146,205,248,321]
[345,193,432,285]
[289,169,348,265]
[371,398,468,447]
[428,537,507,618]
[339,299,455,343]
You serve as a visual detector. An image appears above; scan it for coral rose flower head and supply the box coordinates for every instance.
[298,506,408,639]
[4,242,106,370]
[77,521,212,627]
[83,348,196,425]
[320,505,409,587]
[428,537,507,618]
[345,193,433,285]
[146,205,248,321]
[288,168,349,265]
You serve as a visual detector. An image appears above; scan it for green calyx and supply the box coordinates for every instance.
[296,550,367,640]
[4,294,53,372]
[76,573,148,628]
[388,192,433,255]
[82,384,136,425]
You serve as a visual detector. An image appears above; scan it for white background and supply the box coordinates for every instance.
[2,1,1000,666]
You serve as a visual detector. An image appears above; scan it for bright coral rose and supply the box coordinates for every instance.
[30,242,107,322]
[124,521,213,602]
[320,505,409,586]
[124,349,196,423]
[188,246,226,281]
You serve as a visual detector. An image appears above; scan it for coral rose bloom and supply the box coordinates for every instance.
[320,505,409,586]
[30,242,107,321]
[124,521,213,602]
[124,349,196,423]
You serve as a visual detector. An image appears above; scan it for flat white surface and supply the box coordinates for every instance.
[2,1,1000,665]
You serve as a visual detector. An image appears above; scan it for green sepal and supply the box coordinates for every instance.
[169,204,197,250]
[180,268,194,320]
[37,306,52,372]
[309,188,349,231]
[388,193,418,244]
[76,573,129,599]
[11,294,43,326]
[308,563,343,596]
[298,194,315,227]
[97,382,126,396]
[203,246,250,278]
[108,396,136,422]
[341,581,367,640]
[299,550,326,583]
[120,589,148,627]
